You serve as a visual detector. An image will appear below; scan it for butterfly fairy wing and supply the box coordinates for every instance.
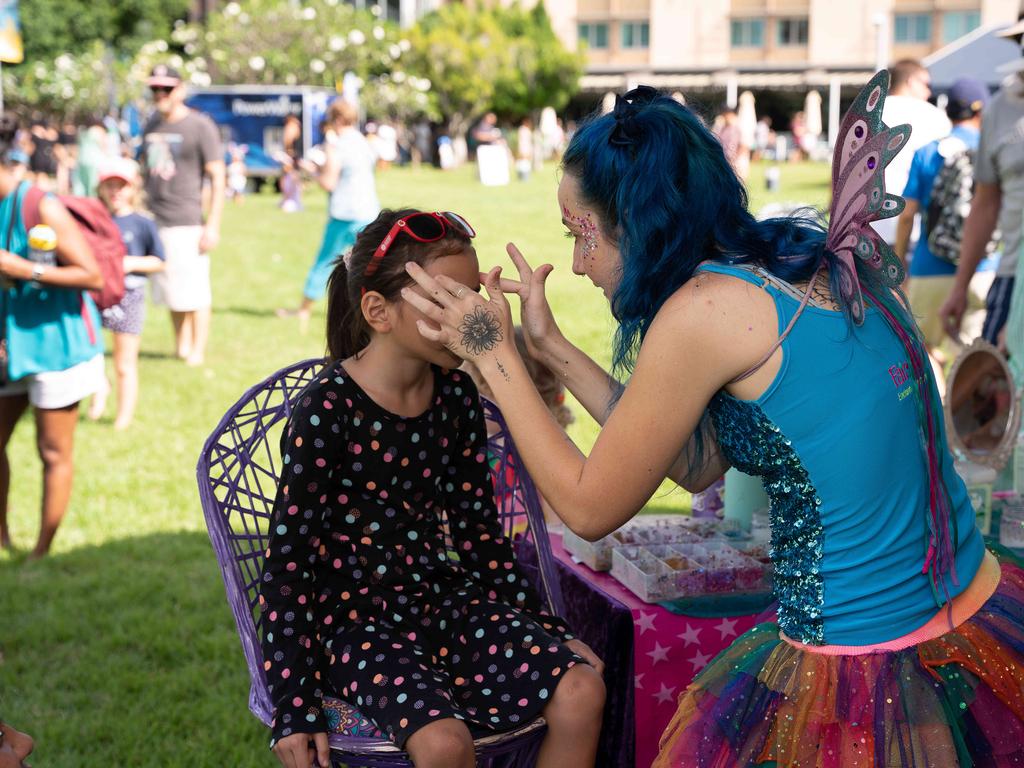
[830,71,888,189]
[825,71,913,322]
[828,126,911,240]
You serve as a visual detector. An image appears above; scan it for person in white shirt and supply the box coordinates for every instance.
[874,59,951,247]
[276,101,380,326]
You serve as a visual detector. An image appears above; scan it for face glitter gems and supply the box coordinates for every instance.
[571,213,599,259]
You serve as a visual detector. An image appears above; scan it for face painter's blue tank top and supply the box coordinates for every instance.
[700,262,984,646]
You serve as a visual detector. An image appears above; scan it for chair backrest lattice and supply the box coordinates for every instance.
[198,359,565,727]
[481,397,566,617]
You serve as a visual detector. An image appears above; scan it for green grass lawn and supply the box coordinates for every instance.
[0,159,829,766]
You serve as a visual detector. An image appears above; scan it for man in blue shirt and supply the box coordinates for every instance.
[895,77,994,387]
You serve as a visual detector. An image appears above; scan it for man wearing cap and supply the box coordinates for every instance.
[895,77,994,386]
[141,64,224,367]
[940,24,1024,346]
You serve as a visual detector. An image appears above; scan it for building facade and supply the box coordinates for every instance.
[551,0,1019,89]
[542,0,1020,140]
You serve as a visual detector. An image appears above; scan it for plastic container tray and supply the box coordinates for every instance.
[562,516,746,572]
[610,541,771,603]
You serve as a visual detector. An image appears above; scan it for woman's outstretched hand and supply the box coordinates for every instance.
[497,243,562,361]
[402,262,514,363]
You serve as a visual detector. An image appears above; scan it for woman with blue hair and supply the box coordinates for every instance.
[403,76,1024,766]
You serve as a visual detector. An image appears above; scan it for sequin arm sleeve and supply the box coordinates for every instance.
[259,394,340,746]
[446,389,575,642]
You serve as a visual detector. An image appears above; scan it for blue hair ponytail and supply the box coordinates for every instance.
[562,88,930,481]
[563,91,839,377]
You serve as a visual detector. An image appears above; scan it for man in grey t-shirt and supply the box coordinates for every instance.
[141,64,225,366]
[940,49,1024,345]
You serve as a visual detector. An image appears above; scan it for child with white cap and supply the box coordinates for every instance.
[88,157,165,430]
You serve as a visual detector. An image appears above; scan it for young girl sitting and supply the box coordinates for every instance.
[259,208,606,768]
[88,158,165,430]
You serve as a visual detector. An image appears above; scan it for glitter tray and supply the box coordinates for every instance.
[562,515,749,572]
[610,541,771,603]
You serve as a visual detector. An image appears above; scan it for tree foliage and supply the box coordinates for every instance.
[406,2,581,131]
[17,0,190,62]
[490,4,584,120]
[180,0,405,88]
[360,75,440,125]
[404,4,505,134]
[6,0,581,133]
[3,42,129,119]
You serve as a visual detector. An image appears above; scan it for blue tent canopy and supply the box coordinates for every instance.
[925,24,1021,91]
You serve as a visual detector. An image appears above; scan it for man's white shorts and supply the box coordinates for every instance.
[152,225,212,311]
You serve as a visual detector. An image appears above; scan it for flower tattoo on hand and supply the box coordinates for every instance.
[459,305,503,355]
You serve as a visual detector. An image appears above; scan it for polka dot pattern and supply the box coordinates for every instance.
[260,364,579,748]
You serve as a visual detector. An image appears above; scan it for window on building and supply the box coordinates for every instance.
[578,22,609,49]
[894,13,932,43]
[776,17,809,46]
[621,21,650,49]
[942,11,981,43]
[730,19,764,47]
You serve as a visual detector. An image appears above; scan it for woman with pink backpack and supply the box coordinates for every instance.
[0,114,104,559]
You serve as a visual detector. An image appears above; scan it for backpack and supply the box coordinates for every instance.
[22,187,126,310]
[925,137,998,266]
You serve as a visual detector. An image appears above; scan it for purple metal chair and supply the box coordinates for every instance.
[197,358,566,767]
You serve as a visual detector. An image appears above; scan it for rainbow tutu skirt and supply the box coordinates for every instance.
[654,563,1024,767]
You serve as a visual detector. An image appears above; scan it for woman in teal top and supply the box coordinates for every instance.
[403,75,1024,766]
[0,115,104,559]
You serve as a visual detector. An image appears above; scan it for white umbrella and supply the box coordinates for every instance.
[804,90,823,137]
[738,90,757,149]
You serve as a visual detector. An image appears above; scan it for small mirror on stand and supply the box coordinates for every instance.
[945,339,1020,534]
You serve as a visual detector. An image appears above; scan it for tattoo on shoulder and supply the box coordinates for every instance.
[459,306,503,355]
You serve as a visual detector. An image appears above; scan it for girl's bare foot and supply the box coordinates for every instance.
[88,378,110,421]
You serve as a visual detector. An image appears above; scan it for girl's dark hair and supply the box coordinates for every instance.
[0,114,20,165]
[513,328,574,428]
[325,208,474,360]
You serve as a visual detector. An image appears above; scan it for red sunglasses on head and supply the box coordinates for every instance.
[364,211,476,282]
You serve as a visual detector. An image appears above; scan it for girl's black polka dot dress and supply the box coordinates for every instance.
[260,363,582,749]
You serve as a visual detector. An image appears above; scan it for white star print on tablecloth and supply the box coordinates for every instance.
[636,611,658,635]
[635,672,645,689]
[688,649,712,672]
[646,641,670,665]
[716,616,738,639]
[677,623,702,646]
[653,683,677,704]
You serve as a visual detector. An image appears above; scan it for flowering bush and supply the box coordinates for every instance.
[2,41,128,118]
[3,0,580,135]
[179,0,404,88]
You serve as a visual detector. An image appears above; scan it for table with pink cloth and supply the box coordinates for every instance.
[547,531,763,768]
